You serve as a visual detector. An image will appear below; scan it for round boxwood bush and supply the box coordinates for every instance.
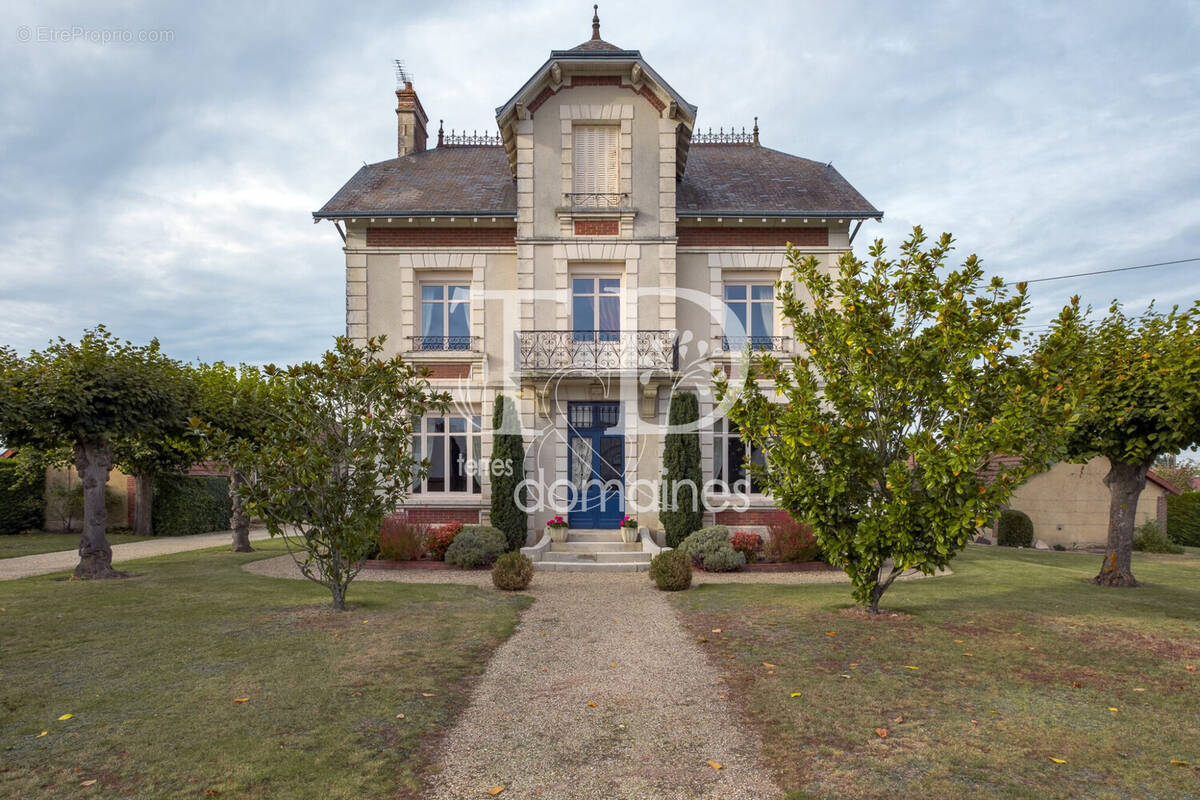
[996,509,1034,548]
[678,525,746,572]
[444,525,507,568]
[649,549,692,591]
[491,551,534,590]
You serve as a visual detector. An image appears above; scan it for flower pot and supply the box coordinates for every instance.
[620,525,638,544]
[547,526,568,543]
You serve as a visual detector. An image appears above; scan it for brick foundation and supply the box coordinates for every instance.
[395,506,482,526]
[365,227,516,247]
[715,508,794,527]
[677,227,829,248]
[574,219,619,236]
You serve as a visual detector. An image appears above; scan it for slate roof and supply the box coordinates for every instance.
[567,37,625,52]
[314,143,879,219]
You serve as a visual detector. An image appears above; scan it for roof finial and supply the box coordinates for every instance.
[591,4,601,40]
[438,119,444,147]
[752,116,759,146]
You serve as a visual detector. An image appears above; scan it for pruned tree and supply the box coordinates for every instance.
[660,391,703,548]
[489,394,527,551]
[1065,302,1200,586]
[0,327,191,578]
[192,362,273,552]
[194,337,447,610]
[717,228,1085,612]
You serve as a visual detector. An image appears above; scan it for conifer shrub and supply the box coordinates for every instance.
[660,391,703,548]
[679,525,746,572]
[489,394,528,551]
[491,551,534,590]
[649,549,692,591]
[444,525,506,568]
[996,509,1034,548]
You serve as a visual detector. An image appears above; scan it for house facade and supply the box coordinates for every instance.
[315,12,880,545]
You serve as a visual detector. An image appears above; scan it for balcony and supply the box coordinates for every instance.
[563,192,630,209]
[516,330,678,374]
[407,335,481,352]
[719,335,792,352]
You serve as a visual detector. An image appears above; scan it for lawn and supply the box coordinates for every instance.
[671,546,1200,800]
[0,532,154,559]
[0,542,530,798]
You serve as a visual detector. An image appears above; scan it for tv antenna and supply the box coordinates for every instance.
[393,59,411,87]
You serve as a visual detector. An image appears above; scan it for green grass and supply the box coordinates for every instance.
[671,547,1200,800]
[0,541,530,798]
[0,532,155,559]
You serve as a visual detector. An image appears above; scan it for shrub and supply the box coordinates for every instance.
[1133,520,1184,554]
[46,480,122,533]
[377,514,427,561]
[426,522,464,561]
[152,475,231,536]
[660,391,703,548]
[996,509,1034,548]
[491,552,534,590]
[1166,492,1200,547]
[679,525,746,572]
[444,525,507,568]
[490,394,528,552]
[0,460,44,534]
[729,531,762,562]
[764,518,821,563]
[649,549,692,591]
[1052,543,1066,551]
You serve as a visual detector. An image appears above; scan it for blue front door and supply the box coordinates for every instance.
[567,403,624,529]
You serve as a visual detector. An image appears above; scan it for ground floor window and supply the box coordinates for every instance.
[412,415,481,494]
[712,418,765,493]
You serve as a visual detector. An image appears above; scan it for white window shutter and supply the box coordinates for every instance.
[573,125,619,202]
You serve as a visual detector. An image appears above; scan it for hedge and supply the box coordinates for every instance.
[0,461,44,534]
[996,509,1034,548]
[1166,492,1200,547]
[152,475,231,536]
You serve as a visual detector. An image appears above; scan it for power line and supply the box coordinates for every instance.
[1004,257,1200,286]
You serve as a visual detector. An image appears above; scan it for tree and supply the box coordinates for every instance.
[195,337,447,610]
[1153,453,1199,494]
[0,327,191,578]
[193,362,274,552]
[717,228,1085,612]
[660,391,703,548]
[1064,303,1200,586]
[489,394,527,551]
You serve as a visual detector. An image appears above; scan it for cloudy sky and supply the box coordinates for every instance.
[2,0,1198,364]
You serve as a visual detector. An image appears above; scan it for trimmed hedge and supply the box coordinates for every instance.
[1166,492,1200,547]
[649,549,692,591]
[152,475,232,536]
[492,552,534,590]
[0,461,44,534]
[444,525,507,569]
[996,509,1034,548]
[678,525,746,572]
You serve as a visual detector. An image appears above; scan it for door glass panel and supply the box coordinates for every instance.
[570,436,594,506]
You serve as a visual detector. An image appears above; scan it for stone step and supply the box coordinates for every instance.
[534,559,650,573]
[563,531,626,543]
[551,541,643,553]
[542,550,651,563]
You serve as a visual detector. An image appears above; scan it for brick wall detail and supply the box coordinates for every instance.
[715,508,795,527]
[365,228,515,247]
[574,219,619,236]
[396,506,482,526]
[677,227,829,248]
[420,364,471,379]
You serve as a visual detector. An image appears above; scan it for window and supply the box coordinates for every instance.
[713,418,765,493]
[572,277,620,342]
[723,283,775,349]
[572,125,620,206]
[418,284,470,350]
[412,415,482,494]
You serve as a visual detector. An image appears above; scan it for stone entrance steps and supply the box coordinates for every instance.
[534,529,651,572]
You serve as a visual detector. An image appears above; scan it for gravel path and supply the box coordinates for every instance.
[0,527,272,581]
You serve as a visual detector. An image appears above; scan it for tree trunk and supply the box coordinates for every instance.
[133,473,153,537]
[330,582,346,611]
[229,471,253,552]
[73,441,126,579]
[1093,458,1149,587]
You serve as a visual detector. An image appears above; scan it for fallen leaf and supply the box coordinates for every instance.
[395,713,405,719]
[875,728,888,738]
[1049,757,1067,764]
[1108,707,1119,713]
[711,628,722,634]
[893,715,904,723]
[706,760,723,770]
[361,620,368,624]
[204,791,220,796]
[1133,687,1146,692]
[36,731,48,738]
[789,692,802,698]
[1169,760,1191,766]
[840,674,851,679]
[727,654,735,659]
[962,653,974,657]
[698,637,707,643]
[609,663,616,669]
[80,780,97,787]
[421,693,435,697]
[1071,682,1083,689]
[539,630,546,636]
[762,662,777,669]
[954,639,964,644]
[825,631,836,637]
[232,698,249,704]
[487,787,505,795]
[57,713,74,721]
[1186,665,1196,672]
[586,701,597,708]
[350,691,362,697]
[903,665,919,670]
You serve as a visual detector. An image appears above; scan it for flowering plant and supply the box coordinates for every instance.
[546,515,568,528]
[729,531,763,561]
[621,515,638,529]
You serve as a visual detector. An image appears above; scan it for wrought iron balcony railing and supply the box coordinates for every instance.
[407,335,481,352]
[516,330,678,372]
[564,192,630,209]
[720,335,792,352]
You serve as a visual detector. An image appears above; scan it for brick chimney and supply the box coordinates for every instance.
[395,81,428,156]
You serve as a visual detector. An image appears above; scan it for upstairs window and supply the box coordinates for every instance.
[419,283,470,350]
[723,283,775,349]
[572,277,621,342]
[573,125,620,207]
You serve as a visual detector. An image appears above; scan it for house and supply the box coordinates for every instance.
[314,10,880,549]
[1004,458,1180,548]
